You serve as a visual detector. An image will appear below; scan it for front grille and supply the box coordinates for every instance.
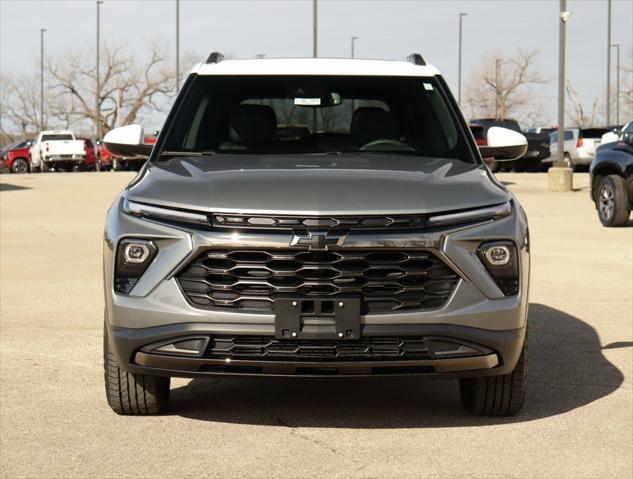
[205,335,484,361]
[212,213,426,230]
[176,249,459,314]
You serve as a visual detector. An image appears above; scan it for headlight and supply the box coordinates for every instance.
[477,240,519,296]
[427,202,512,228]
[123,198,209,225]
[114,238,158,294]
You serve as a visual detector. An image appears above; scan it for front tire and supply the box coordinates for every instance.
[11,158,29,174]
[459,335,527,416]
[597,175,630,227]
[103,322,170,415]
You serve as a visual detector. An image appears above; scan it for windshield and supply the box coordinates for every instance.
[581,128,609,139]
[160,75,473,161]
[41,134,73,141]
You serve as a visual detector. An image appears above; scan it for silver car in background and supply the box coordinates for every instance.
[549,127,611,170]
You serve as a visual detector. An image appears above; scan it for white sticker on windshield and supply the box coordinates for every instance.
[294,98,321,106]
[423,82,434,91]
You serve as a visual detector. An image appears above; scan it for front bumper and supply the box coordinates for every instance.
[103,194,530,378]
[108,321,525,378]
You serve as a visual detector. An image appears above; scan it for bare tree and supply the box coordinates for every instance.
[618,49,633,123]
[0,73,48,136]
[463,50,546,122]
[565,81,599,127]
[47,44,175,137]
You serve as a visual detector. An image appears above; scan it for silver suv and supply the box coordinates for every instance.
[102,53,530,416]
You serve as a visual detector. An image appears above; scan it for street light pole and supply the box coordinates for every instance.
[312,0,317,58]
[96,1,103,139]
[606,0,611,125]
[458,12,467,106]
[549,0,572,191]
[351,36,358,58]
[611,43,620,125]
[40,28,46,129]
[176,0,180,92]
[557,1,568,169]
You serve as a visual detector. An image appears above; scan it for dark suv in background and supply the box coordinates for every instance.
[590,121,633,226]
[102,53,530,417]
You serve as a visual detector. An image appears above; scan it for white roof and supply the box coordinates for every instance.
[192,58,441,77]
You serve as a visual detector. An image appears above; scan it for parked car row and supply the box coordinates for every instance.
[1,130,155,174]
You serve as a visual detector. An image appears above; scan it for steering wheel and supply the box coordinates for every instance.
[359,139,414,152]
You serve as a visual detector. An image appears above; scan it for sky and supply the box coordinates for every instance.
[1,0,632,130]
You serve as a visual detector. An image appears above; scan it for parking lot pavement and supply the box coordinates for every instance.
[1,172,631,478]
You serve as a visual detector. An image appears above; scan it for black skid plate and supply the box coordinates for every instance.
[273,297,361,340]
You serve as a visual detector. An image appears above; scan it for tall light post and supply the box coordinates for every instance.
[557,2,568,168]
[312,0,318,58]
[351,36,358,58]
[176,0,180,92]
[40,28,46,129]
[458,12,467,106]
[611,43,620,125]
[96,1,103,139]
[606,0,611,125]
[549,1,572,192]
[312,0,318,131]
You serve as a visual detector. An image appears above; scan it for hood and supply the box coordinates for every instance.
[125,155,509,215]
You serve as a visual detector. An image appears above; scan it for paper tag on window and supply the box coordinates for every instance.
[294,98,321,106]
[423,83,434,91]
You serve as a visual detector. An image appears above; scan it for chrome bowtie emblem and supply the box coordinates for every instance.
[290,231,347,250]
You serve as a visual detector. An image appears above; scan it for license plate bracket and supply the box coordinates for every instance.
[274,297,361,340]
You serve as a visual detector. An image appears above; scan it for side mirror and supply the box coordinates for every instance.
[478,126,528,161]
[103,124,153,159]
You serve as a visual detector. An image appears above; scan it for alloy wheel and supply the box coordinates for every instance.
[11,158,28,174]
[598,184,615,221]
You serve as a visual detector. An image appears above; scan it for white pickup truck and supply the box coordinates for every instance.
[29,130,86,172]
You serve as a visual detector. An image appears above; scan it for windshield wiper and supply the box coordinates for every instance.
[159,150,216,157]
[160,151,202,157]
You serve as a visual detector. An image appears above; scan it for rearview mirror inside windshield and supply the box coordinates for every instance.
[294,92,342,107]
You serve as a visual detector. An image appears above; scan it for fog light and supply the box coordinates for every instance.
[484,245,510,266]
[124,243,150,263]
[477,241,519,296]
[114,239,158,294]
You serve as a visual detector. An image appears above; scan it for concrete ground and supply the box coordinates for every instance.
[0,172,631,478]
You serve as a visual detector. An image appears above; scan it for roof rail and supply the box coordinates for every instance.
[406,53,426,66]
[206,51,224,64]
